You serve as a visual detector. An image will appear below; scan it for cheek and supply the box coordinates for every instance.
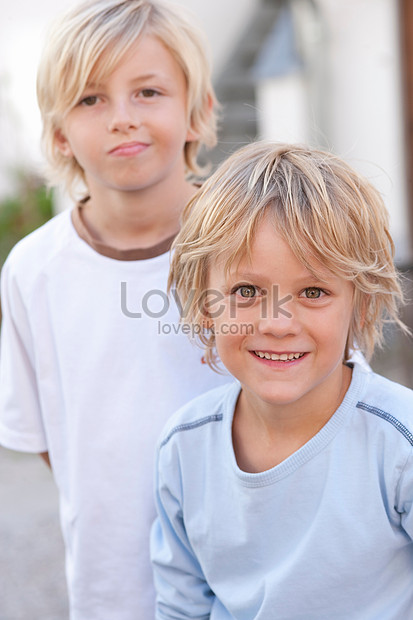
[320,305,354,347]
[214,333,243,372]
[214,319,254,361]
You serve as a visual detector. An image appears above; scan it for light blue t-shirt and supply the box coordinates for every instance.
[151,362,413,619]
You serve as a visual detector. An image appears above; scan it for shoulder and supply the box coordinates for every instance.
[6,209,73,264]
[158,381,240,451]
[354,363,413,446]
[1,209,75,287]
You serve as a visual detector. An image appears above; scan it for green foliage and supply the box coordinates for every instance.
[0,171,54,323]
[0,171,54,268]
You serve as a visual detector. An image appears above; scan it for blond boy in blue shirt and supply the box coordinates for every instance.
[152,142,413,619]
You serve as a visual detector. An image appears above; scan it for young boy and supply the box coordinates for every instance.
[0,1,230,618]
[151,141,413,619]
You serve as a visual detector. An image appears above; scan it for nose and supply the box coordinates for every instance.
[257,314,301,339]
[256,295,300,338]
[107,100,139,133]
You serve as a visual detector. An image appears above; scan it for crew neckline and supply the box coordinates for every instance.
[71,203,176,261]
[224,362,366,487]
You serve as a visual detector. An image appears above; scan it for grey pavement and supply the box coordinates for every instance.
[0,448,68,620]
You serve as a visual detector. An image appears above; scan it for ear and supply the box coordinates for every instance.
[54,128,73,158]
[201,314,214,330]
[185,92,214,143]
[359,295,369,329]
[199,284,219,331]
[186,125,200,143]
[200,297,214,331]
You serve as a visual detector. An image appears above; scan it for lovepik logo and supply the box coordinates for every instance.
[120,283,292,320]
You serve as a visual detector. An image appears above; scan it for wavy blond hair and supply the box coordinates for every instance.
[169,141,408,369]
[37,0,218,198]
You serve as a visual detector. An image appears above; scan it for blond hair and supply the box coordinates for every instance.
[169,141,408,368]
[37,0,218,197]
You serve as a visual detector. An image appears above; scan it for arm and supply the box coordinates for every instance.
[40,452,51,468]
[398,448,413,539]
[0,258,48,453]
[151,447,214,620]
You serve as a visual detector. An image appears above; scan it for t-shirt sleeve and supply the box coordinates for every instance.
[0,258,47,452]
[151,442,214,620]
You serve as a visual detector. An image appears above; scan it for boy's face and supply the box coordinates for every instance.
[54,34,197,195]
[206,216,355,420]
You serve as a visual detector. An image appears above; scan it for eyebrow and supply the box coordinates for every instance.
[229,271,262,281]
[129,72,168,83]
[231,270,331,284]
[85,72,171,90]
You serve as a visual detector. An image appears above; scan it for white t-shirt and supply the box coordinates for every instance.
[0,207,230,620]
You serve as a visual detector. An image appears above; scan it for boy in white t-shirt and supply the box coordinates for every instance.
[152,142,413,619]
[0,1,229,618]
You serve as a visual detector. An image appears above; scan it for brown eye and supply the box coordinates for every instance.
[80,96,98,106]
[238,285,257,298]
[140,89,158,97]
[304,287,321,299]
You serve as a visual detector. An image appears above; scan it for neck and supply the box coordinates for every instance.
[232,363,352,473]
[80,177,197,250]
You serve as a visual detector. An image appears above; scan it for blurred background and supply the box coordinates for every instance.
[0,0,412,617]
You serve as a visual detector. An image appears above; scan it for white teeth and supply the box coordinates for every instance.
[255,351,304,361]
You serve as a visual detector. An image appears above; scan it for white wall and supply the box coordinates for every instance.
[319,0,409,263]
[256,74,309,144]
[255,0,410,263]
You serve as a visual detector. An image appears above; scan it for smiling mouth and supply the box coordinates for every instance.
[254,351,305,361]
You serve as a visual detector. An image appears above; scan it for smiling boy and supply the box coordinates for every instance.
[152,142,413,619]
[0,1,230,618]
[207,217,355,471]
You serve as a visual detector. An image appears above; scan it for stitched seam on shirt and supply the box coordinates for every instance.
[356,401,413,446]
[160,413,223,448]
